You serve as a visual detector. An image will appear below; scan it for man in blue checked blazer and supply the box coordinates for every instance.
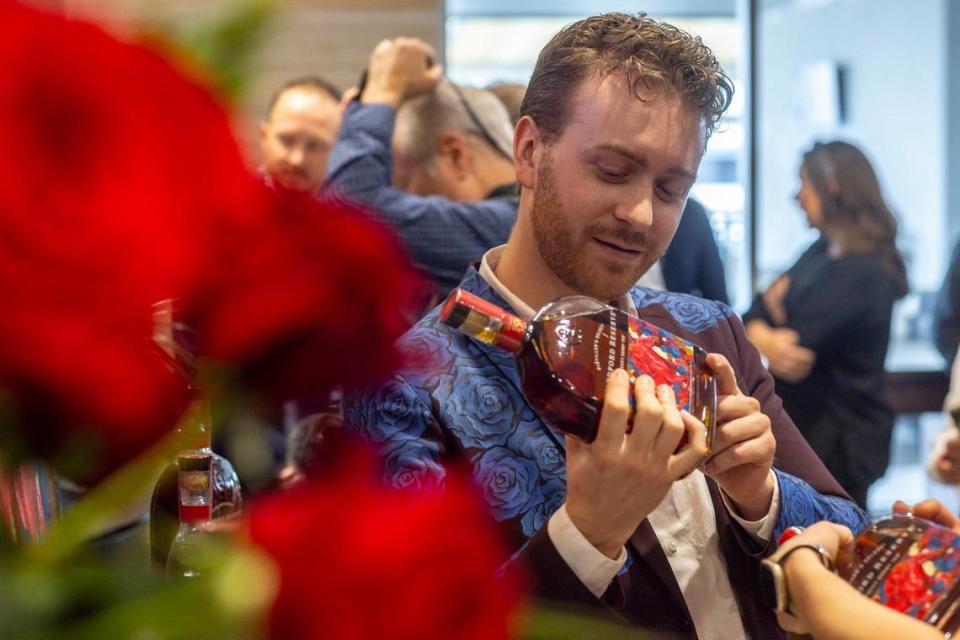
[325,42,518,303]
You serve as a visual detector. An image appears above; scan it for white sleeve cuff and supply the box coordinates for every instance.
[546,504,627,598]
[722,469,780,542]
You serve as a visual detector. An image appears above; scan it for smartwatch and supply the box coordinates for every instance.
[760,543,835,613]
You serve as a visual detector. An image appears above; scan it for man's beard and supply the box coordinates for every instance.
[530,153,658,301]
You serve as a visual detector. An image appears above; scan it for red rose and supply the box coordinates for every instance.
[193,188,425,402]
[0,3,424,483]
[248,440,525,640]
[0,3,260,482]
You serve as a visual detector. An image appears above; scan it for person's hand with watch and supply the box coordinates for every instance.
[761,521,944,640]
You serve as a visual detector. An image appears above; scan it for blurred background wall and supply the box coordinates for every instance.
[44,0,444,161]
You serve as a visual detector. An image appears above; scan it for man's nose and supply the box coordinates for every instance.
[613,189,654,229]
[287,146,306,166]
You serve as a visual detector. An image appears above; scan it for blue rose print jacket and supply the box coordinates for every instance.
[346,266,870,639]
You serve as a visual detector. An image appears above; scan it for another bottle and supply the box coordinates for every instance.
[149,398,242,569]
[165,451,213,578]
[836,513,960,635]
[150,300,242,568]
[440,288,716,448]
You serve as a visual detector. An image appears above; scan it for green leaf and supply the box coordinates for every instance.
[172,0,274,100]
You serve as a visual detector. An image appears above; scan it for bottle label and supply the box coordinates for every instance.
[592,310,700,413]
[180,470,210,495]
[843,517,960,628]
[536,304,716,448]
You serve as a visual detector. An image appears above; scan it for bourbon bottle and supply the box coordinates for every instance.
[439,288,716,448]
[837,513,960,635]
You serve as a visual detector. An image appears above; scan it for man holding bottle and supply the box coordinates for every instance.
[347,13,868,639]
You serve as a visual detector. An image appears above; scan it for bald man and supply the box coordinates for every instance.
[260,77,342,193]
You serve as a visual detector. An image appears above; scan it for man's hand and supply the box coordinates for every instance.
[746,321,816,383]
[361,37,443,108]
[929,429,960,484]
[893,499,960,531]
[565,370,707,559]
[762,275,790,326]
[702,353,777,521]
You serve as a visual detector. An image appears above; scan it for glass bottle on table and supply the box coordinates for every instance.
[439,288,717,448]
[164,450,213,579]
[149,299,242,568]
[149,398,242,569]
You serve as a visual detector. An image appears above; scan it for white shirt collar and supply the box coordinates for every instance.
[478,245,638,318]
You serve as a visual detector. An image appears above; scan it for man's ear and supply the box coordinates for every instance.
[437,131,471,179]
[513,115,541,189]
[259,121,271,146]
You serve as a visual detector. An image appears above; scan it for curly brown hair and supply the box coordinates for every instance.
[520,12,734,141]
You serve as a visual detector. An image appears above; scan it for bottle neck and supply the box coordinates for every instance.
[176,396,212,453]
[177,452,212,524]
[439,288,529,353]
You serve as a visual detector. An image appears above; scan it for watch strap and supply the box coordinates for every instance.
[777,543,835,573]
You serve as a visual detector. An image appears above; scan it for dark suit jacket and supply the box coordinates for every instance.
[663,198,729,304]
[346,267,868,639]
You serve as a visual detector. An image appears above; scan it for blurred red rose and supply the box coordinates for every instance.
[0,2,424,483]
[248,439,525,640]
[194,189,425,403]
[0,3,264,481]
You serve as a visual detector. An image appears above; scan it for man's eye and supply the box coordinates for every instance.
[596,166,628,182]
[305,140,329,154]
[657,183,678,201]
[278,134,297,148]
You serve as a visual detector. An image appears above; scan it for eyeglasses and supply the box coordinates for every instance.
[449,83,512,160]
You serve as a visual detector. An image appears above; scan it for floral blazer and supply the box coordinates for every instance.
[346,266,870,639]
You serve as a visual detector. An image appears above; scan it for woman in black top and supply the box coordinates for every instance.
[744,141,908,507]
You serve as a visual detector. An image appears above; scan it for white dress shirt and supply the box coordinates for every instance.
[479,245,780,640]
[635,258,667,291]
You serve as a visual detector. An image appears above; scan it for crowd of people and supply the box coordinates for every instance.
[252,11,960,640]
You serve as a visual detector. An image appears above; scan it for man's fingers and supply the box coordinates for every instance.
[627,375,661,451]
[339,86,360,110]
[668,411,708,477]
[415,64,444,93]
[705,436,773,475]
[830,522,854,548]
[710,411,768,454]
[373,38,392,54]
[944,435,960,455]
[786,345,816,366]
[910,499,960,530]
[706,353,739,396]
[651,385,684,457]
[595,368,631,450]
[565,433,584,458]
[715,393,762,424]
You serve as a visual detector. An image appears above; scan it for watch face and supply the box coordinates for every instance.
[759,561,782,611]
